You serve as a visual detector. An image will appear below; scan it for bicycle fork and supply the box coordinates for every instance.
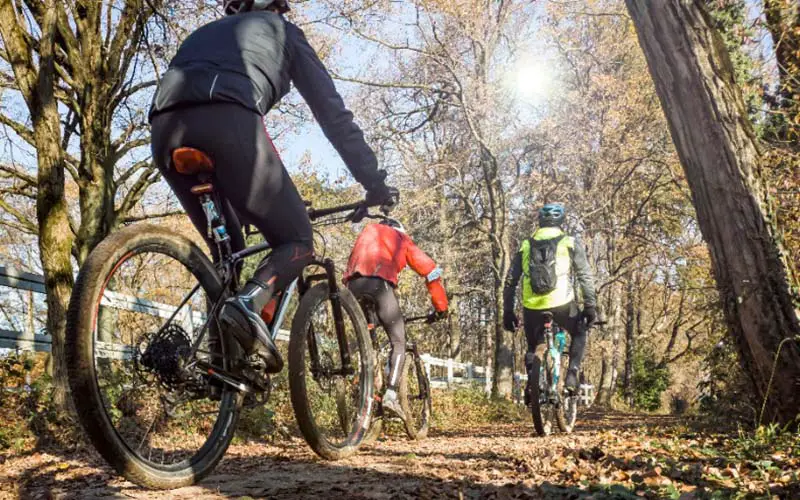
[306,258,356,379]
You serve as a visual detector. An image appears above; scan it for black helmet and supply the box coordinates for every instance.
[538,203,565,227]
[222,0,289,15]
[380,218,406,234]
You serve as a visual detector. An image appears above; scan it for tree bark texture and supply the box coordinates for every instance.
[626,0,800,424]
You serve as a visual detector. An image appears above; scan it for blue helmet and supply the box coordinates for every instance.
[538,203,565,227]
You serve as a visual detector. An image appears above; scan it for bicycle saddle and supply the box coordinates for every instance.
[172,147,214,175]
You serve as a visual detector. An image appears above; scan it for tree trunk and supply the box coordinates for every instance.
[1,0,76,413]
[492,288,514,398]
[596,279,623,406]
[485,312,493,394]
[448,295,462,361]
[491,230,513,398]
[623,273,636,407]
[626,0,800,424]
[437,183,462,361]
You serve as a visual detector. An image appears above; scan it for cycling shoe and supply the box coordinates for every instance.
[219,296,284,373]
[382,389,406,422]
[565,368,579,393]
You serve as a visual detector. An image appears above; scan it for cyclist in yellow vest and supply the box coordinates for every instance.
[503,203,597,394]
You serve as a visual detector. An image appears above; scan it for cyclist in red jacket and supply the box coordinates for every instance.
[344,219,448,419]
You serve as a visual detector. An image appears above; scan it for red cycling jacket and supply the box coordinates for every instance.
[344,223,448,312]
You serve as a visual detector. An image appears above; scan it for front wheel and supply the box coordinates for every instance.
[288,284,374,460]
[399,348,431,440]
[66,225,241,489]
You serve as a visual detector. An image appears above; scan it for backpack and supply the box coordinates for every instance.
[526,235,565,294]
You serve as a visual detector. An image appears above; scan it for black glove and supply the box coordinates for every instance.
[503,310,519,332]
[364,169,397,209]
[426,310,448,324]
[581,306,597,326]
[366,185,398,211]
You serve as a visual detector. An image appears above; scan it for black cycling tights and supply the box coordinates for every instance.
[347,277,406,390]
[151,103,314,309]
[523,302,587,374]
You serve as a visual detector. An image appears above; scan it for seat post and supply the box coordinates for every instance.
[192,182,232,260]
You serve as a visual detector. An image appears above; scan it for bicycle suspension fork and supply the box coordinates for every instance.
[304,258,355,378]
[323,258,355,375]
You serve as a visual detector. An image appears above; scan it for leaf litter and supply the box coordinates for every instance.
[1,410,798,499]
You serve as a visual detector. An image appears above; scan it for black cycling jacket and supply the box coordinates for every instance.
[149,11,382,189]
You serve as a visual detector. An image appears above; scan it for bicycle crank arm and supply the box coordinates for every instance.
[196,360,253,393]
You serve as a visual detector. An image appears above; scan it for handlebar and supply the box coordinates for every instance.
[307,200,368,221]
[405,315,430,324]
[306,194,399,223]
[405,312,447,324]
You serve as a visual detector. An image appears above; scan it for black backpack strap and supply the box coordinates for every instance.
[522,237,533,276]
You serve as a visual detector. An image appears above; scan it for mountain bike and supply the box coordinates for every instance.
[527,312,603,436]
[359,309,437,443]
[66,147,385,489]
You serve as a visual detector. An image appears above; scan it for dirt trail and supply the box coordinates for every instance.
[2,411,798,499]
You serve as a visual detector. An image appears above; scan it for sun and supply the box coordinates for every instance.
[514,61,555,105]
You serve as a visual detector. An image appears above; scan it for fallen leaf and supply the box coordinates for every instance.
[643,466,662,478]
[723,467,739,479]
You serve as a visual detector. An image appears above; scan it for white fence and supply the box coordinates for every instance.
[420,354,594,407]
[1,265,593,406]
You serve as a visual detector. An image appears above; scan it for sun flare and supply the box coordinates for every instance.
[514,61,555,105]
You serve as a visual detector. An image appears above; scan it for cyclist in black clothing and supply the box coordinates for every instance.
[149,0,395,373]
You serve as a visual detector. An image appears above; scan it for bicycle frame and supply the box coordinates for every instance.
[185,188,379,389]
[542,315,568,398]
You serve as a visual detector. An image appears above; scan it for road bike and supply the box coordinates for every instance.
[527,312,603,436]
[65,146,386,489]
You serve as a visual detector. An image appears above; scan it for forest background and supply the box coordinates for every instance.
[0,0,798,429]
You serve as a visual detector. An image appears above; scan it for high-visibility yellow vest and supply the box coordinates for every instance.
[521,227,575,310]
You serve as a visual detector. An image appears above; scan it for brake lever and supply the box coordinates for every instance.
[350,205,368,223]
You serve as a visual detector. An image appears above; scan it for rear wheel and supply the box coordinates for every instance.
[362,342,387,446]
[529,344,556,436]
[399,348,431,440]
[288,283,374,460]
[66,225,242,489]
